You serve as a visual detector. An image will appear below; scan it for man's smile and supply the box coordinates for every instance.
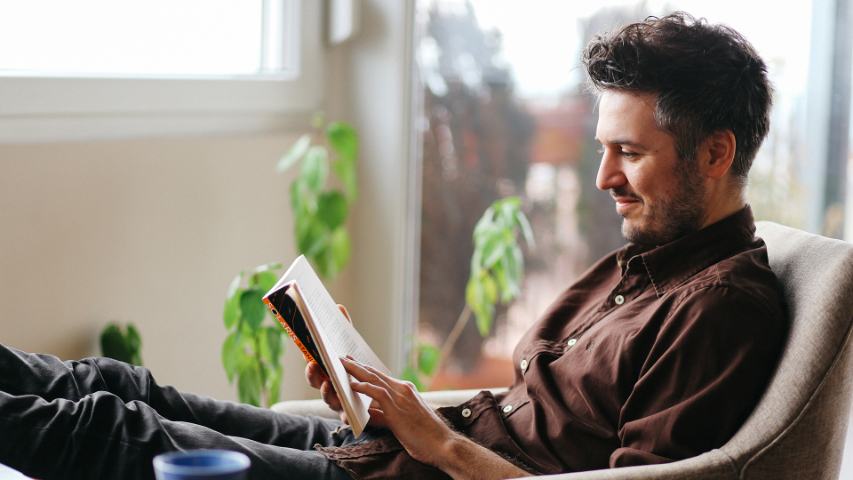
[611,190,642,215]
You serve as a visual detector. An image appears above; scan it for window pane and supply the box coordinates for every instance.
[0,0,264,76]
[415,0,846,391]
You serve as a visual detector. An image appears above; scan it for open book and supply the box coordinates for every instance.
[262,255,389,437]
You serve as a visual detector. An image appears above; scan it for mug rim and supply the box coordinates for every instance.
[153,449,250,476]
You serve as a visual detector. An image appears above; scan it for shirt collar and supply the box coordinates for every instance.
[615,206,757,297]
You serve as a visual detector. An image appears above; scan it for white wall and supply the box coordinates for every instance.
[0,134,317,402]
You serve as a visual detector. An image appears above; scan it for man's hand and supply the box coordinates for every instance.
[341,356,457,466]
[341,357,532,479]
[304,305,351,423]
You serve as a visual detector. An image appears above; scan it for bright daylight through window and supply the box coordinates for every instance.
[0,0,286,77]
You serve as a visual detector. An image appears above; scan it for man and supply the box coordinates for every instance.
[0,12,784,480]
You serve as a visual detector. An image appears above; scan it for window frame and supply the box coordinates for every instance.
[0,0,324,142]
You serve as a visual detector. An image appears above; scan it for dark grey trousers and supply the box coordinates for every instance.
[0,344,355,480]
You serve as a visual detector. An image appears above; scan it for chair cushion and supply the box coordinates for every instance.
[722,222,853,479]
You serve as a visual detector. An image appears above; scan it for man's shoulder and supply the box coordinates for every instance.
[668,240,784,318]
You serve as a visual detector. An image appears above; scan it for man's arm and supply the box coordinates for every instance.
[341,357,532,480]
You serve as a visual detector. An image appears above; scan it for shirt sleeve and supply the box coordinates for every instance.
[609,285,785,467]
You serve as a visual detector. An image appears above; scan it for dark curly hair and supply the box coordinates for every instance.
[583,12,772,181]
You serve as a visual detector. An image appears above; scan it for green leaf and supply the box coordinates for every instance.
[295,215,329,258]
[497,196,521,223]
[473,208,496,238]
[326,122,358,162]
[481,273,498,305]
[126,324,141,351]
[401,366,425,391]
[495,265,511,301]
[237,364,262,406]
[266,365,283,406]
[223,294,241,329]
[277,134,311,173]
[465,277,485,316]
[240,289,266,331]
[126,324,143,365]
[300,146,329,192]
[221,331,242,383]
[332,155,358,201]
[474,302,495,337]
[100,324,132,363]
[479,232,506,269]
[329,227,351,275]
[316,191,348,230]
[290,178,313,213]
[417,343,441,376]
[514,209,535,248]
[259,326,283,365]
[250,271,278,293]
[226,272,243,298]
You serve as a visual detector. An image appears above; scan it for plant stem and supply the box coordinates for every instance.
[430,304,471,389]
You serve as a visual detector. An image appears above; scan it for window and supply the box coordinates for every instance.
[413,0,851,390]
[0,0,324,141]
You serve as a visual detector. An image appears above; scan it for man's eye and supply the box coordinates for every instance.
[621,150,638,158]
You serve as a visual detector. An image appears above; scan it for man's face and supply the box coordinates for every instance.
[594,91,706,245]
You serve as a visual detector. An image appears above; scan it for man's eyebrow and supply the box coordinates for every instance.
[595,138,648,149]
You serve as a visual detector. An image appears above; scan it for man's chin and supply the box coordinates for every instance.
[621,221,663,245]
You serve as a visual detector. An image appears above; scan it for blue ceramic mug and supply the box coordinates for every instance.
[153,449,250,480]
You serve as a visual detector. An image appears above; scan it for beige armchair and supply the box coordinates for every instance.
[272,221,853,480]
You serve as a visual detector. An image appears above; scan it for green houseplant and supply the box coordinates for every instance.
[221,118,359,406]
[277,117,359,279]
[405,196,534,389]
[100,322,143,366]
[221,263,285,407]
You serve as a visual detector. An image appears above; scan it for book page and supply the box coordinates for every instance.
[292,284,370,435]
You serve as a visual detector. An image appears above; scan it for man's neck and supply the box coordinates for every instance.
[700,181,746,230]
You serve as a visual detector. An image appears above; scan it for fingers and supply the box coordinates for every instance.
[337,304,352,324]
[342,357,416,396]
[367,407,388,428]
[305,361,328,389]
[341,357,394,392]
[349,378,394,407]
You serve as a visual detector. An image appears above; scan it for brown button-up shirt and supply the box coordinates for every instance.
[319,206,787,479]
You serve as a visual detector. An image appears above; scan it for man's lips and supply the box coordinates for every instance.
[612,195,641,214]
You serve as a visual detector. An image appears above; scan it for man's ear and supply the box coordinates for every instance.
[699,130,737,179]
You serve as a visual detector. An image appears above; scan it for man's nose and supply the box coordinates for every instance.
[595,152,626,191]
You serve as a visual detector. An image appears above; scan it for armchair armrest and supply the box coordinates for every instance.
[270,388,506,418]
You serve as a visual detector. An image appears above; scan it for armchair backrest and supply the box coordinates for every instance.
[721,221,853,479]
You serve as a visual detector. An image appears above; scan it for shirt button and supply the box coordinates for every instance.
[520,358,529,372]
[461,408,472,418]
[567,338,578,347]
[614,294,625,305]
[502,404,513,414]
